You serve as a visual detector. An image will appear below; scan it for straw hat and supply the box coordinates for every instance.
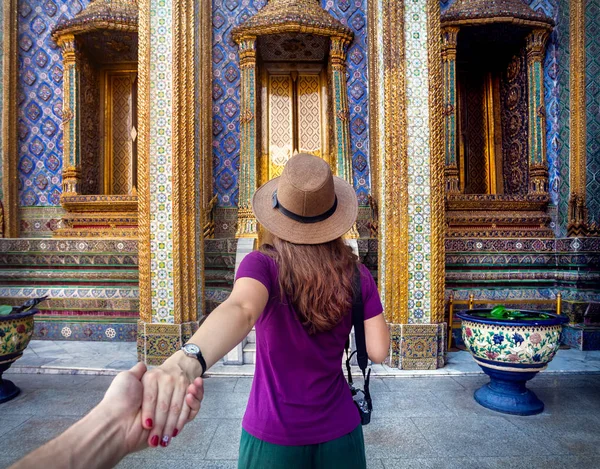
[252,153,358,244]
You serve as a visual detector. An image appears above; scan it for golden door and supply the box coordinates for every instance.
[259,66,329,185]
[101,68,138,195]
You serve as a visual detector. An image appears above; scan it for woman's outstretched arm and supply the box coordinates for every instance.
[139,277,269,450]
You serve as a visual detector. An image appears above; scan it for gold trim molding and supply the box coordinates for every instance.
[568,0,591,236]
[137,0,151,323]
[379,0,408,325]
[427,0,445,325]
[1,0,19,237]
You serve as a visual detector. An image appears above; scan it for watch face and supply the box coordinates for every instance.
[183,343,200,354]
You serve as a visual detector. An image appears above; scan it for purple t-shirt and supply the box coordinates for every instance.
[235,250,384,446]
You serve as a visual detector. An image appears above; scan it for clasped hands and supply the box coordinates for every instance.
[98,352,204,455]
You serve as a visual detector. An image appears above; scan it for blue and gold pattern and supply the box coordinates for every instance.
[585,0,600,225]
[17,0,89,206]
[211,0,371,207]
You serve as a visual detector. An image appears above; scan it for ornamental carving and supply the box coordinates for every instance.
[501,50,529,196]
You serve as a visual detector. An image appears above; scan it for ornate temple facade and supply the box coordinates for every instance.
[0,0,599,369]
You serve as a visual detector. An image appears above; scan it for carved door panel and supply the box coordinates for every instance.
[261,68,327,184]
[103,69,138,195]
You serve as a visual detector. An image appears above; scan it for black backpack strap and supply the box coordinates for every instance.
[345,266,372,411]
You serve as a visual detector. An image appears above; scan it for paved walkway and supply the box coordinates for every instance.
[1,371,599,468]
[10,340,600,377]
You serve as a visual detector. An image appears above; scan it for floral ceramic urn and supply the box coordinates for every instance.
[0,297,46,404]
[457,308,568,416]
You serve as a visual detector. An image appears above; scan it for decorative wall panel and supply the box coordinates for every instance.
[326,0,371,205]
[298,75,322,156]
[0,1,4,202]
[147,0,174,323]
[212,0,265,207]
[585,0,600,225]
[556,0,570,235]
[79,52,100,195]
[461,73,488,194]
[501,50,529,195]
[17,0,89,206]
[268,75,293,178]
[212,0,371,206]
[406,0,436,324]
[110,74,134,195]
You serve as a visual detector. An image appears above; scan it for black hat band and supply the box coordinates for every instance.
[272,190,338,224]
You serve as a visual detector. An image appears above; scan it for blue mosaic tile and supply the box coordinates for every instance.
[34,320,137,342]
[557,0,570,235]
[585,0,600,225]
[17,0,89,206]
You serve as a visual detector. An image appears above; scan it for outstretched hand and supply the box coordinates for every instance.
[140,352,205,448]
[96,362,151,454]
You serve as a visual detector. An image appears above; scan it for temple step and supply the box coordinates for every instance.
[243,342,256,364]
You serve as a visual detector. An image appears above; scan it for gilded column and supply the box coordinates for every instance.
[568,0,588,235]
[442,26,459,194]
[330,36,353,185]
[137,0,203,365]
[235,36,258,238]
[1,0,19,237]
[330,36,359,239]
[377,0,446,370]
[57,34,81,196]
[526,29,550,195]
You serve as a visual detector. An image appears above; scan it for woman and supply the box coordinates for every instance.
[141,153,390,468]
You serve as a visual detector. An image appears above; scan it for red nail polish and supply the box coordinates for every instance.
[146,418,153,428]
[173,429,179,437]
[150,435,159,447]
[160,436,170,447]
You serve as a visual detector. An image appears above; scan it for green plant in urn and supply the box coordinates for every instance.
[0,296,47,404]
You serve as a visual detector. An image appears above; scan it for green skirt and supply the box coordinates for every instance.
[238,425,366,469]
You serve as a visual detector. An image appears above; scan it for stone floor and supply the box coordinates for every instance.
[8,340,600,378]
[0,371,599,468]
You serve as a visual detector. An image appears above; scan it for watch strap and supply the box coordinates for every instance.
[195,348,207,377]
[184,344,207,377]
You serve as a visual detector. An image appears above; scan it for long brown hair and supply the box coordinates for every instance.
[260,236,358,334]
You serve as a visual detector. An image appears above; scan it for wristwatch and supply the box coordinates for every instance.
[181,343,207,377]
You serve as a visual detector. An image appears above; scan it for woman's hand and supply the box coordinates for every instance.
[141,351,204,448]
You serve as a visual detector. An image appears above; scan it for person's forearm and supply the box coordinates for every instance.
[10,406,128,469]
[165,298,254,376]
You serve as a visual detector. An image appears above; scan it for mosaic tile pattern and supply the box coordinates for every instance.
[326,0,371,204]
[585,0,600,225]
[212,0,371,206]
[34,321,137,342]
[212,0,265,207]
[16,0,89,206]
[440,0,454,12]
[0,1,4,201]
[562,325,600,351]
[400,324,442,370]
[0,286,138,299]
[405,0,432,324]
[19,206,64,237]
[138,321,198,365]
[149,0,174,323]
[556,0,570,235]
